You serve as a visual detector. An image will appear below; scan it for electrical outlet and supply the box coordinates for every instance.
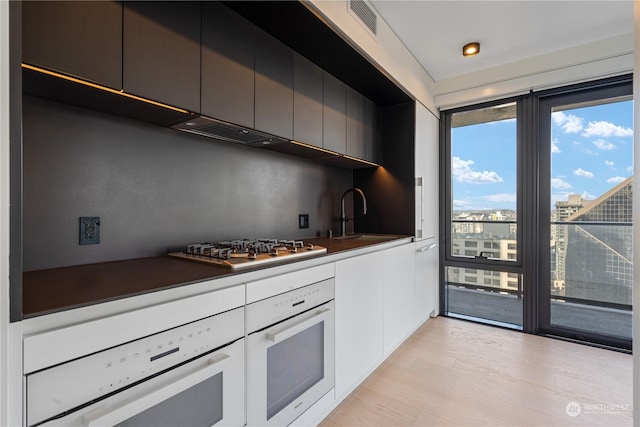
[298,214,309,229]
[79,217,100,245]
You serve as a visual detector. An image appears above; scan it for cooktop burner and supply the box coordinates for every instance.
[169,238,327,270]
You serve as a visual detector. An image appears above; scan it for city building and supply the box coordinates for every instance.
[553,194,589,286]
[563,177,633,306]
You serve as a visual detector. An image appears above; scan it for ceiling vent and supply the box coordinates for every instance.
[348,0,377,37]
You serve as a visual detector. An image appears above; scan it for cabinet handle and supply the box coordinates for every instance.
[418,243,437,253]
[82,353,231,427]
[267,307,330,343]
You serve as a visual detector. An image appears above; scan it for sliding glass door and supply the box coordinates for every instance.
[441,75,632,350]
[443,100,523,328]
[539,81,633,349]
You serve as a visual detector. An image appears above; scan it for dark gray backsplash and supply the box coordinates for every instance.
[23,96,352,271]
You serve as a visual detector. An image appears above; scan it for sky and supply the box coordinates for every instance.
[452,99,633,211]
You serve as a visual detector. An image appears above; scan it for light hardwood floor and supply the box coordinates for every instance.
[320,316,632,427]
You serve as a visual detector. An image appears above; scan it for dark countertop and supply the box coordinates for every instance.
[22,234,410,318]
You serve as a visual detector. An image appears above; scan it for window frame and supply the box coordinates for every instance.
[536,76,633,350]
[442,96,524,272]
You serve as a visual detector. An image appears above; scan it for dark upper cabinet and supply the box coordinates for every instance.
[22,1,123,89]
[323,72,347,154]
[201,3,255,128]
[255,28,294,140]
[366,98,382,164]
[347,86,381,164]
[293,53,323,148]
[123,1,201,113]
[346,86,366,160]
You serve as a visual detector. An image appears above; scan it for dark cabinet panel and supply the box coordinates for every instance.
[347,86,382,164]
[293,53,323,147]
[201,3,255,128]
[322,72,347,154]
[366,98,383,164]
[255,28,293,139]
[123,1,201,112]
[22,1,123,89]
[346,86,366,160]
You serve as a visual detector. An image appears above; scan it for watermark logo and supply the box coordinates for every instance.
[566,401,581,417]
[565,401,632,417]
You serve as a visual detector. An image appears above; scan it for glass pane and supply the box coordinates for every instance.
[267,322,324,420]
[549,98,633,339]
[451,102,518,261]
[445,266,522,327]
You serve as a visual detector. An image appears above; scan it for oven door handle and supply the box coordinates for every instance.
[267,307,331,343]
[82,352,232,427]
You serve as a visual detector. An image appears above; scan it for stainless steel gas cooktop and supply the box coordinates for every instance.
[169,238,327,270]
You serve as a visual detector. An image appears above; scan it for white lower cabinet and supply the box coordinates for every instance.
[334,250,385,399]
[382,244,417,356]
[415,239,439,323]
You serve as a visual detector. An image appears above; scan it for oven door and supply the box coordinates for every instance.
[31,338,244,427]
[246,300,335,426]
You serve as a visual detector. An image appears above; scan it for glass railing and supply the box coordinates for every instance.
[445,222,633,338]
[549,221,632,339]
[445,266,523,327]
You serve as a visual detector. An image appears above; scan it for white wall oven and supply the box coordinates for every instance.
[25,307,245,427]
[246,278,335,426]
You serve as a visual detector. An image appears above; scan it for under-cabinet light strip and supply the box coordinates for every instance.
[291,140,380,167]
[21,63,190,114]
[342,154,379,167]
[291,140,339,156]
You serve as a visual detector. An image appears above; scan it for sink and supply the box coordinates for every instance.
[330,234,403,241]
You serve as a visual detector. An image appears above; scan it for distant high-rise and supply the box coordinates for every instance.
[554,194,589,283]
[563,177,633,305]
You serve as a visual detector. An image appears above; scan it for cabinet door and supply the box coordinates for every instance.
[365,98,382,164]
[293,53,323,147]
[201,3,254,128]
[346,86,366,160]
[255,28,293,139]
[22,1,122,89]
[415,102,439,240]
[382,243,417,356]
[334,251,384,398]
[123,1,201,112]
[415,240,438,322]
[322,72,347,154]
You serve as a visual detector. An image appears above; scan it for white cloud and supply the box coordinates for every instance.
[627,165,634,172]
[452,157,503,184]
[606,176,627,184]
[581,191,595,200]
[592,139,615,151]
[552,111,583,133]
[483,193,516,203]
[604,160,615,167]
[573,168,594,178]
[453,199,473,210]
[582,121,633,138]
[551,178,571,190]
[551,138,561,154]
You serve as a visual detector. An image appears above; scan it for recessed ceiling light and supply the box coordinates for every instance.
[463,42,480,57]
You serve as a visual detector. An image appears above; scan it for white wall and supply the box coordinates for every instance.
[305,0,437,115]
[0,1,10,425]
[633,2,639,425]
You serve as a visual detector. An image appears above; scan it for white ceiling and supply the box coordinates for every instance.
[370,0,634,82]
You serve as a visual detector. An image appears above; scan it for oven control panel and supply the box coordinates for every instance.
[246,278,334,333]
[27,307,244,427]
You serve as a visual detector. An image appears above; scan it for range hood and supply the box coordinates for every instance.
[171,116,289,146]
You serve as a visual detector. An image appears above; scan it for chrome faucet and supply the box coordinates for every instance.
[339,187,367,237]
